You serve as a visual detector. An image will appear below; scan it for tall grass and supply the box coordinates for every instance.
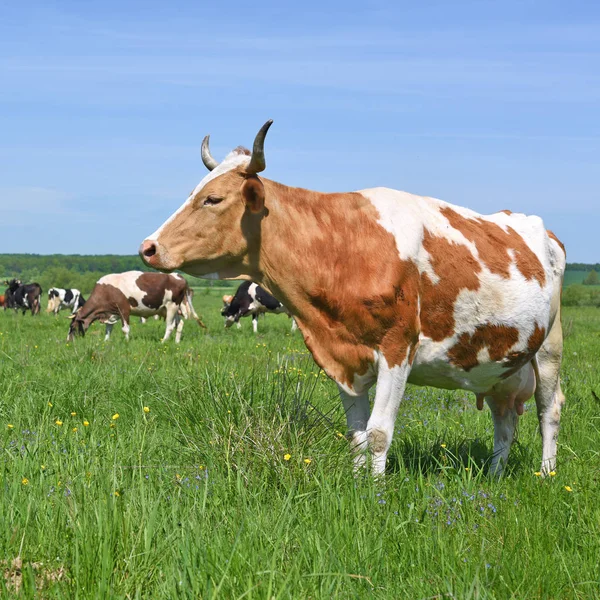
[1,298,599,598]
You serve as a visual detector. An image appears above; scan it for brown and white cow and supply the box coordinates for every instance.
[140,121,566,477]
[67,271,203,343]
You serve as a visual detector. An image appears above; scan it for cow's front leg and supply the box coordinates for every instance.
[339,388,371,471]
[366,357,411,476]
[252,313,258,334]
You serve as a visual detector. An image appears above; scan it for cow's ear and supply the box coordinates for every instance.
[241,176,265,214]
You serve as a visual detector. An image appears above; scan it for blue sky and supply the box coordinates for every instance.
[0,0,598,261]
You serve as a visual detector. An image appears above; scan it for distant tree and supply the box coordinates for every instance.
[583,270,600,285]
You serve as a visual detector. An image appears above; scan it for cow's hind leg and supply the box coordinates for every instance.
[174,314,184,343]
[486,397,518,477]
[534,315,565,475]
[162,305,178,342]
[339,388,371,471]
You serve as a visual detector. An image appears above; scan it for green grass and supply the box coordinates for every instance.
[1,297,599,598]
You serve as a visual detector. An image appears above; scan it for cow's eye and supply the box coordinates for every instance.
[204,195,224,206]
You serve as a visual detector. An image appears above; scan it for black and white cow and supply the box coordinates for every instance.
[221,281,297,333]
[4,279,42,315]
[67,271,205,343]
[48,287,85,315]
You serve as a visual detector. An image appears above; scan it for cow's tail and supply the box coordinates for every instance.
[184,287,207,329]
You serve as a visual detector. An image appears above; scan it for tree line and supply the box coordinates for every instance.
[0,254,235,295]
[1,254,598,305]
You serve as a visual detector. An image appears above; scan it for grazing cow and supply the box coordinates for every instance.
[221,281,297,333]
[67,271,204,343]
[3,279,19,309]
[140,121,566,477]
[5,279,42,315]
[47,287,85,315]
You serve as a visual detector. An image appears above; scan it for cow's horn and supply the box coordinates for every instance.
[201,135,219,171]
[246,119,273,175]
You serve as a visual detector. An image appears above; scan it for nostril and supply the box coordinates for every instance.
[142,241,157,258]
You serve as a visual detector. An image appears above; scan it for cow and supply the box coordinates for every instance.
[140,120,566,478]
[3,279,19,309]
[5,279,42,315]
[67,271,204,343]
[47,287,85,315]
[221,281,297,333]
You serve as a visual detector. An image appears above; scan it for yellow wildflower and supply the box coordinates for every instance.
[7,424,14,430]
[143,406,150,413]
[72,427,78,433]
[441,443,447,448]
[22,477,29,486]
[41,465,46,470]
[55,420,63,426]
[71,412,77,416]
[112,413,120,420]
[48,401,53,407]
[284,454,291,461]
[83,420,89,427]
[304,458,312,465]
[549,471,556,477]
[564,486,573,492]
[114,491,120,497]
[534,472,542,477]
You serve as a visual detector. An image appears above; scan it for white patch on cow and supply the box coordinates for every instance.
[147,151,251,241]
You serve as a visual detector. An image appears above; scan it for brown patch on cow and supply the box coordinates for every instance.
[500,209,513,215]
[501,323,547,378]
[420,231,482,341]
[128,296,138,307]
[546,229,566,255]
[448,324,520,371]
[136,273,186,309]
[527,323,546,353]
[255,182,421,390]
[440,207,546,286]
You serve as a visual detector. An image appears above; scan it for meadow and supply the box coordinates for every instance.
[1,295,599,599]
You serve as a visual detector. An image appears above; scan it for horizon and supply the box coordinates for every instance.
[1,1,599,262]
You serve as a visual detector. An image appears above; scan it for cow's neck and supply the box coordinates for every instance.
[250,179,420,391]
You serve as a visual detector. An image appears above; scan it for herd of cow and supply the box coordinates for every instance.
[3,120,569,478]
[1,272,295,343]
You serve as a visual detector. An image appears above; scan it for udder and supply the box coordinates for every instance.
[475,362,536,416]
